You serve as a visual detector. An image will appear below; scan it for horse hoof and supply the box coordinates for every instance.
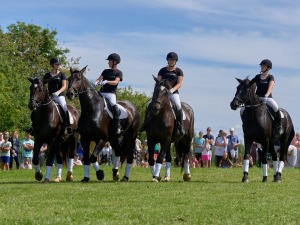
[35,172,43,181]
[262,176,267,182]
[42,178,50,183]
[112,169,120,181]
[120,176,129,182]
[53,176,61,183]
[183,173,191,181]
[273,172,282,182]
[96,170,104,181]
[81,177,90,183]
[66,171,74,182]
[152,176,160,182]
[242,178,249,183]
[164,176,170,182]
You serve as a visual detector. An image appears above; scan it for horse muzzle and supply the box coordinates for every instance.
[67,89,76,100]
[28,101,37,110]
[230,99,239,110]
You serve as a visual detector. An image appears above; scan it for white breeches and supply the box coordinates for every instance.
[259,97,279,112]
[101,92,117,106]
[53,96,68,111]
[168,93,181,109]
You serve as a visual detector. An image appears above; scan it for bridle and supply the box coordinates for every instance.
[153,82,169,111]
[68,73,94,97]
[30,83,52,109]
[234,86,263,108]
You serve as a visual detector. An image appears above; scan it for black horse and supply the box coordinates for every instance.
[67,66,140,182]
[230,78,294,182]
[28,77,80,182]
[145,76,194,182]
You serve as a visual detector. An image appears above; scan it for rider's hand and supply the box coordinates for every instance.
[168,88,175,95]
[94,81,99,86]
[100,80,108,86]
[52,91,59,97]
[262,96,268,103]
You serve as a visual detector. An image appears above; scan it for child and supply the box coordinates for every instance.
[1,132,12,171]
[73,153,83,166]
[202,138,211,168]
[219,152,233,168]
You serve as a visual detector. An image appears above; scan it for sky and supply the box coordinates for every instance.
[2,0,300,142]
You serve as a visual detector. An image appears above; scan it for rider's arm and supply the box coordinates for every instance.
[171,76,183,92]
[95,75,103,84]
[106,77,120,86]
[265,80,274,97]
[57,80,67,94]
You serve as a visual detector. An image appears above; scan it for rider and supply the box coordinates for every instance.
[140,52,185,135]
[249,59,283,135]
[94,53,123,135]
[44,57,72,134]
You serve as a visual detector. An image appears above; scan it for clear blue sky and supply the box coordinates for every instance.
[2,0,300,141]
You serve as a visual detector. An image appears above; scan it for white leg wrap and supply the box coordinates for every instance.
[154,163,162,177]
[165,162,171,177]
[150,165,155,176]
[243,160,249,173]
[56,164,62,177]
[34,165,40,173]
[92,162,100,171]
[273,161,279,175]
[184,160,190,174]
[262,164,268,177]
[124,164,132,178]
[278,161,284,173]
[84,165,90,178]
[68,158,74,172]
[113,156,120,169]
[45,166,52,179]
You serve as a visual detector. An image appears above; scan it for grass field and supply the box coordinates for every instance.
[1,165,300,225]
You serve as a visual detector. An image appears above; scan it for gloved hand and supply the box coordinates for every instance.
[100,80,108,86]
[262,96,268,103]
[94,81,99,86]
[52,91,59,97]
[168,88,175,95]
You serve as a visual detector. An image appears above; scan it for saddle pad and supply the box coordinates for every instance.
[54,102,74,124]
[103,99,128,119]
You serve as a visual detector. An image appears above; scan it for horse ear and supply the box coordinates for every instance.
[152,75,160,84]
[28,77,34,83]
[235,77,243,83]
[80,65,88,74]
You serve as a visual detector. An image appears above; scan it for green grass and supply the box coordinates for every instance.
[1,165,300,225]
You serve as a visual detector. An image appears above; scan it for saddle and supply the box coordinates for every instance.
[53,101,74,124]
[102,97,128,120]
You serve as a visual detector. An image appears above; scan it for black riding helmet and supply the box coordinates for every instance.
[106,53,121,64]
[259,59,272,69]
[50,57,60,65]
[166,52,178,61]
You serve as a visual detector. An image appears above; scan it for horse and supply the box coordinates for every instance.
[28,77,80,183]
[145,76,194,182]
[230,77,295,182]
[67,66,140,182]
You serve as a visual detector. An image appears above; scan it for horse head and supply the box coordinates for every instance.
[67,66,88,100]
[151,75,172,115]
[27,77,49,110]
[230,77,255,110]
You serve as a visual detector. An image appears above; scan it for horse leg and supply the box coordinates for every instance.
[260,140,269,182]
[121,134,137,182]
[153,141,170,182]
[53,139,63,183]
[147,141,156,177]
[112,150,121,181]
[242,138,252,182]
[33,141,43,181]
[269,140,280,182]
[164,150,172,182]
[81,139,91,182]
[43,142,56,183]
[176,139,191,181]
[90,139,106,181]
[66,136,76,182]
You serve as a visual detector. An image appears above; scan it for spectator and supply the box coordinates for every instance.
[219,151,233,168]
[189,154,199,168]
[250,142,257,166]
[21,133,34,169]
[194,131,205,166]
[73,153,83,166]
[215,130,228,167]
[201,138,211,168]
[39,143,48,167]
[256,143,263,167]
[203,127,214,167]
[286,145,297,168]
[0,132,4,162]
[76,141,84,162]
[154,143,160,161]
[9,130,20,170]
[1,132,12,171]
[142,140,149,163]
[227,128,240,164]
[291,132,300,167]
[99,142,112,165]
[135,138,142,166]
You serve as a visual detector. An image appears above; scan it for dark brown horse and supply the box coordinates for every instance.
[230,78,294,182]
[145,76,194,182]
[28,77,80,182]
[67,66,140,182]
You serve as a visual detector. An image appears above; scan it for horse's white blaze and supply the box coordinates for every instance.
[34,84,38,88]
[160,86,165,91]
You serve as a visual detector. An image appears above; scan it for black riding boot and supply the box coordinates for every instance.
[139,107,150,132]
[112,105,122,135]
[177,109,185,136]
[276,110,283,135]
[65,110,73,134]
